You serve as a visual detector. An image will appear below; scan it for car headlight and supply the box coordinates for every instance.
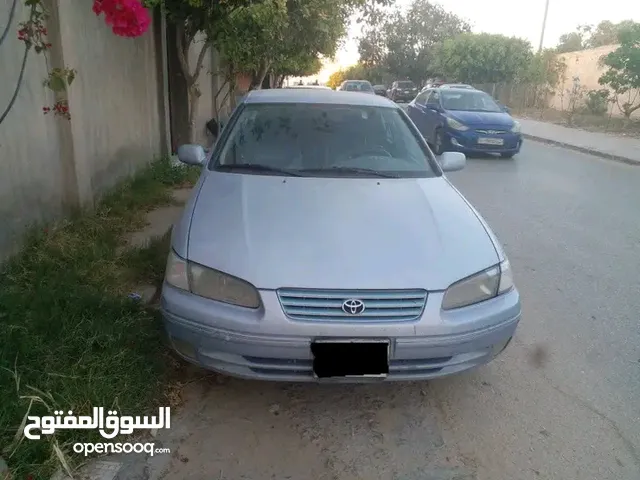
[446,117,469,131]
[165,250,261,308]
[442,259,514,310]
[511,121,521,133]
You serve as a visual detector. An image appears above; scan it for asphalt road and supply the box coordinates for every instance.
[144,140,640,480]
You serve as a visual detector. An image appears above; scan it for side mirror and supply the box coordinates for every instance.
[440,151,466,172]
[501,104,511,114]
[426,103,440,111]
[177,144,207,166]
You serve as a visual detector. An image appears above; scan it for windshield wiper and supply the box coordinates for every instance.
[301,167,399,178]
[216,163,303,176]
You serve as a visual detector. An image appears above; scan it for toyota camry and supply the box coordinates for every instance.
[161,88,521,382]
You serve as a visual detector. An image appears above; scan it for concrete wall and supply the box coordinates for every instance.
[551,45,639,119]
[0,1,237,260]
[0,0,66,258]
[0,0,167,260]
[56,1,165,200]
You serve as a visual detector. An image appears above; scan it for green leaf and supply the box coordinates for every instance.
[48,75,66,93]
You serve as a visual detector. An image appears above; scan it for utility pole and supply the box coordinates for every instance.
[538,0,550,52]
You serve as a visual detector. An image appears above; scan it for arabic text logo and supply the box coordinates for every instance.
[23,407,170,440]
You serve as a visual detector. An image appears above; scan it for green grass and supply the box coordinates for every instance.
[0,158,200,479]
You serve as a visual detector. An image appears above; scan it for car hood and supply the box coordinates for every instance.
[446,110,514,127]
[187,173,499,290]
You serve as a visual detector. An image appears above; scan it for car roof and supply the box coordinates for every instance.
[434,87,481,93]
[440,84,474,89]
[286,85,332,90]
[243,88,396,107]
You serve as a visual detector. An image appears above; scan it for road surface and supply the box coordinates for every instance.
[148,141,640,480]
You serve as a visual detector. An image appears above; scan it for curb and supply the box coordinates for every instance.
[522,133,640,166]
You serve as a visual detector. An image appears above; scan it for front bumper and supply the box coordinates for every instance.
[445,129,523,155]
[161,283,521,382]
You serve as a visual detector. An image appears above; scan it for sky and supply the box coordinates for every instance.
[308,0,640,83]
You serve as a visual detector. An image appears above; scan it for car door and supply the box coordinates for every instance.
[407,90,431,136]
[422,90,444,143]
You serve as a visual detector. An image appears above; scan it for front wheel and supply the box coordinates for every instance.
[432,129,445,155]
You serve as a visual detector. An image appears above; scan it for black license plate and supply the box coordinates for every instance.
[311,340,389,378]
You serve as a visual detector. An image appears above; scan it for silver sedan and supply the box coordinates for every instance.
[162,88,521,382]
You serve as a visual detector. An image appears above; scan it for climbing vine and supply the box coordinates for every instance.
[1,0,151,123]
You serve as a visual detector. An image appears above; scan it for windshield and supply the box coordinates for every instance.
[440,90,502,112]
[214,103,436,178]
[397,81,415,88]
[343,81,373,92]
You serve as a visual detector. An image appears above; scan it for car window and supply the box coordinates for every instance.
[440,90,502,112]
[415,91,429,105]
[397,81,415,88]
[343,81,373,92]
[215,103,437,178]
[426,91,440,105]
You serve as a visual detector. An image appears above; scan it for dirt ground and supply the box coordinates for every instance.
[155,367,475,480]
[130,337,636,480]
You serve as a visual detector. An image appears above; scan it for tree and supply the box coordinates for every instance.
[357,0,469,83]
[218,0,366,90]
[520,48,566,91]
[555,31,585,53]
[327,70,345,88]
[268,0,351,86]
[217,0,289,90]
[586,20,638,48]
[555,21,640,53]
[433,33,533,84]
[273,53,323,86]
[598,23,640,118]
[145,0,264,142]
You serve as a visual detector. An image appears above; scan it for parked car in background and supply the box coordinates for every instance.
[164,88,521,382]
[373,84,387,97]
[407,87,522,158]
[337,80,375,94]
[420,78,446,93]
[389,80,418,102]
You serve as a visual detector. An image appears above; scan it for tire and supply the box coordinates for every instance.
[433,129,445,155]
[500,152,516,159]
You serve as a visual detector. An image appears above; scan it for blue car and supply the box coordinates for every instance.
[407,87,522,158]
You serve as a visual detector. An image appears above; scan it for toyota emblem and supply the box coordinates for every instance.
[342,299,366,315]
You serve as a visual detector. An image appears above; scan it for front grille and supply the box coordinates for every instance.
[475,129,508,135]
[277,288,427,323]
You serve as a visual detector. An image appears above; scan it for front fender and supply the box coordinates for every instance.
[171,172,207,259]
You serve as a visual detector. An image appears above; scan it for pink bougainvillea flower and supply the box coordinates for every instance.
[92,0,151,38]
